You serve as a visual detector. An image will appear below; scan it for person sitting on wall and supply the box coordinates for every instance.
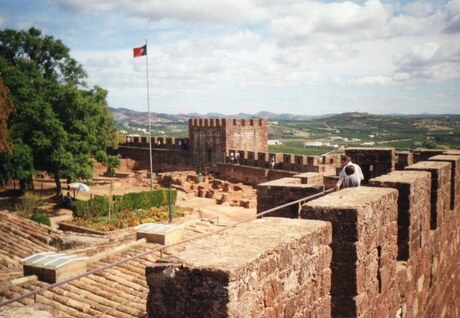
[230,152,235,164]
[343,165,361,188]
[335,155,364,191]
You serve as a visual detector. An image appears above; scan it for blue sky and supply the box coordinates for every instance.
[1,0,460,115]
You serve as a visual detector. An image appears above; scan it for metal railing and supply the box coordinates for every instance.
[0,187,334,309]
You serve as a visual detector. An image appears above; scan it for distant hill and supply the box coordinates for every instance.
[109,107,322,125]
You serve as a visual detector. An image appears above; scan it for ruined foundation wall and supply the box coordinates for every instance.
[214,164,297,186]
[146,218,332,318]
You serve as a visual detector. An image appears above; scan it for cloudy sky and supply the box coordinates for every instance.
[1,0,460,115]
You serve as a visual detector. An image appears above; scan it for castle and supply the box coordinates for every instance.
[1,119,459,317]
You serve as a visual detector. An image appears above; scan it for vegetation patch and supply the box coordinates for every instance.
[69,189,185,231]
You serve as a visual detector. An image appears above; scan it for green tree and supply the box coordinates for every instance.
[0,75,14,153]
[0,27,117,193]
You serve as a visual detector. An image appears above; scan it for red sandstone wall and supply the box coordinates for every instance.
[257,178,324,218]
[188,118,227,164]
[146,218,332,318]
[116,146,194,172]
[225,118,268,153]
[186,118,269,164]
[301,187,399,317]
[345,148,395,182]
[144,149,460,318]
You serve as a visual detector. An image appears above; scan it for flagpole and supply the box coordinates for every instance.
[145,39,154,191]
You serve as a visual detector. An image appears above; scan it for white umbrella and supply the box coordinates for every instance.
[69,182,90,192]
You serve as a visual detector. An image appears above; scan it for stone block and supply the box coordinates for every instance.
[23,252,87,284]
[301,186,398,317]
[145,218,332,318]
[405,161,451,229]
[369,170,431,260]
[395,151,413,170]
[412,148,445,163]
[257,178,324,218]
[136,223,184,245]
[429,155,460,210]
[293,172,324,185]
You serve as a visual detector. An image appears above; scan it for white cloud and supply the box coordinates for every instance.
[40,0,460,113]
[50,0,119,13]
[395,42,460,80]
[269,0,391,45]
[443,0,460,33]
[52,0,271,24]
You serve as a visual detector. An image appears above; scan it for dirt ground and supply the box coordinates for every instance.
[0,160,257,228]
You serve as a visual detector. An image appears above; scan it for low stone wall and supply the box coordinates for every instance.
[146,218,332,318]
[257,178,324,218]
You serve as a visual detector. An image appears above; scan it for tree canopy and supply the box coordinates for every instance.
[0,27,117,193]
[0,75,14,153]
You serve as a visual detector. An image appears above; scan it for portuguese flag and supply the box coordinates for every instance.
[133,45,147,58]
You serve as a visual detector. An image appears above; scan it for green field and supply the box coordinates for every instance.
[270,113,460,150]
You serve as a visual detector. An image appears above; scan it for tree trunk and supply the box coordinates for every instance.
[54,171,62,195]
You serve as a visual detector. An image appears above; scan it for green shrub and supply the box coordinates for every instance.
[88,196,110,218]
[113,190,176,214]
[70,200,87,218]
[31,209,51,227]
[15,192,41,218]
[71,196,109,218]
[106,156,120,177]
[70,190,176,219]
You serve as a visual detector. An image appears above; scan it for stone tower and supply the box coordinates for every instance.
[188,118,268,165]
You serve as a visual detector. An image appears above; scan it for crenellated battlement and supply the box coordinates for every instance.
[188,118,268,128]
[124,136,189,150]
[146,147,460,317]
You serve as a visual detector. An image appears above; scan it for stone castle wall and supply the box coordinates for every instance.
[145,148,460,317]
[114,147,194,172]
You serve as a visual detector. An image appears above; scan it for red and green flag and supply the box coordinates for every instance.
[133,45,147,58]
